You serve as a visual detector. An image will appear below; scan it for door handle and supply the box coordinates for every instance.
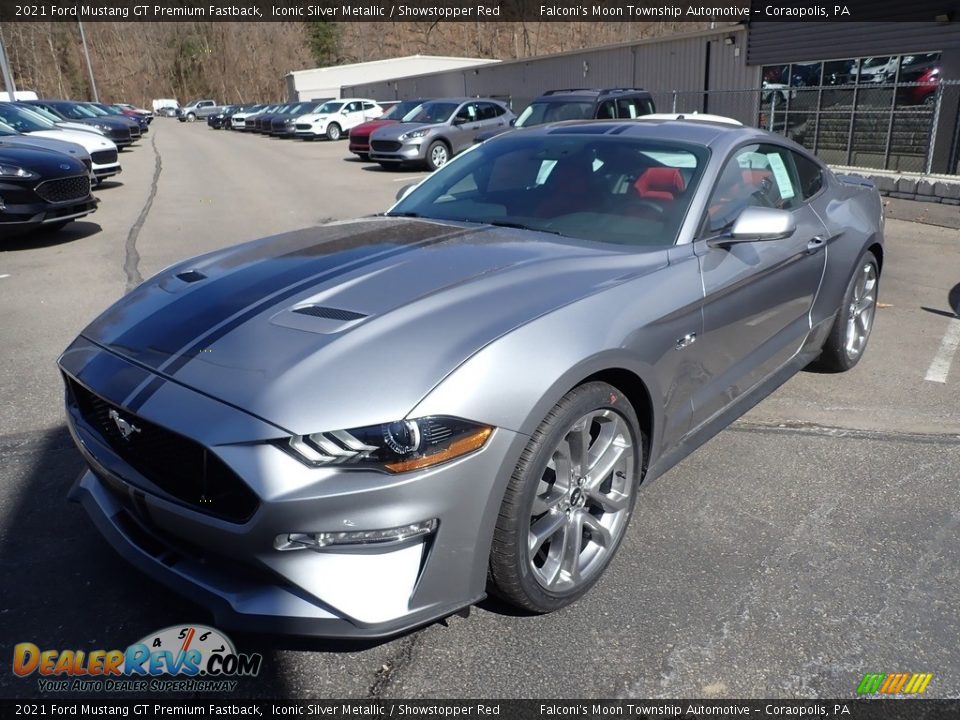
[806,236,825,254]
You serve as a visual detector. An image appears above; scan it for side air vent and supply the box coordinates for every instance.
[176,270,207,283]
[292,306,367,322]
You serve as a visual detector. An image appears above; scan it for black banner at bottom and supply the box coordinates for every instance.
[2,700,960,720]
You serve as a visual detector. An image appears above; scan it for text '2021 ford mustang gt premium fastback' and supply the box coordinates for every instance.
[60,118,884,638]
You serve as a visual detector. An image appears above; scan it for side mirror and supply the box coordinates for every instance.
[395,183,418,202]
[452,116,467,126]
[711,207,796,246]
[509,118,517,126]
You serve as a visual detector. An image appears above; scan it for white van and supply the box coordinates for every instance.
[152,98,180,113]
[1,90,39,101]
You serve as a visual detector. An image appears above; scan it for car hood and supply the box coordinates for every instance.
[0,135,90,161]
[26,129,116,153]
[372,122,436,141]
[351,119,398,135]
[54,121,105,136]
[0,144,88,176]
[297,113,332,123]
[79,217,665,435]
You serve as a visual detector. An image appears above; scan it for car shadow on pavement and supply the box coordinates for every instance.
[920,281,960,318]
[0,425,294,699]
[1,222,101,251]
[94,180,124,190]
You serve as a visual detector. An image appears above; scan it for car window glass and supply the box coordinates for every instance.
[704,144,801,235]
[793,152,824,199]
[362,102,376,111]
[616,98,648,119]
[391,135,706,248]
[596,100,617,119]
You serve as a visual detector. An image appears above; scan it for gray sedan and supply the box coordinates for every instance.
[368,98,514,170]
[59,118,883,638]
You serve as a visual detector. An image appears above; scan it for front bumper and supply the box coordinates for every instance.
[0,184,98,230]
[59,339,525,638]
[369,143,426,164]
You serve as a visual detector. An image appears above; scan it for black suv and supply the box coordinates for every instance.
[475,88,655,143]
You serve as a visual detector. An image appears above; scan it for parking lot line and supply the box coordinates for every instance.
[924,316,960,383]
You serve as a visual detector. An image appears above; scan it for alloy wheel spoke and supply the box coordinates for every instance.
[528,511,565,556]
[566,417,592,476]
[587,434,628,490]
[558,514,583,583]
[587,486,629,512]
[582,513,613,548]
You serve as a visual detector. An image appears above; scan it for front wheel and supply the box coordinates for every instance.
[488,382,642,613]
[813,250,879,372]
[186,112,196,122]
[326,123,342,141]
[425,141,450,171]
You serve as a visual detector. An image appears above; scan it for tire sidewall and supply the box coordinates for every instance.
[509,383,642,611]
[326,123,341,141]
[836,250,879,370]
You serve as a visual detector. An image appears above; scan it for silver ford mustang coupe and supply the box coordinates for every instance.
[60,118,883,638]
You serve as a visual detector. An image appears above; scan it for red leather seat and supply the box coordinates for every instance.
[634,167,685,201]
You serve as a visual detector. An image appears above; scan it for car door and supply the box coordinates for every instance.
[449,102,482,153]
[689,142,828,429]
[341,101,364,131]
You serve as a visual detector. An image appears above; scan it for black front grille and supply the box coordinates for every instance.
[67,379,259,523]
[109,128,131,141]
[91,149,118,165]
[293,305,367,321]
[36,175,90,203]
[371,140,402,152]
[351,134,369,145]
[295,123,311,131]
[129,125,141,137]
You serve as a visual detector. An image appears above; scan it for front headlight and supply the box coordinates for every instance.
[94,123,110,131]
[0,164,37,179]
[399,129,429,141]
[284,416,493,473]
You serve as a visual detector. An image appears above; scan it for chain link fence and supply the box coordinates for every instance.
[650,80,960,176]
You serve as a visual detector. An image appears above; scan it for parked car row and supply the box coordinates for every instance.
[0,98,150,237]
[195,88,657,172]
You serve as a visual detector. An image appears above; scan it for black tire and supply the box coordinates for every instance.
[326,123,342,141]
[186,112,196,123]
[425,140,450,171]
[488,381,643,613]
[813,249,879,372]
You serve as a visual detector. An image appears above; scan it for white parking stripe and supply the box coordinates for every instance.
[0,274,9,279]
[924,316,960,383]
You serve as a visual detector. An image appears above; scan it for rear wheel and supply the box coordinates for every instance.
[814,250,879,372]
[326,123,342,141]
[488,382,642,613]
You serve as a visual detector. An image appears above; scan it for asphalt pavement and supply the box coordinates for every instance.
[0,120,957,699]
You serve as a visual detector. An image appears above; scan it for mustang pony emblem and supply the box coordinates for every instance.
[108,409,141,440]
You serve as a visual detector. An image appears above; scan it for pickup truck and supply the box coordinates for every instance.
[178,99,220,123]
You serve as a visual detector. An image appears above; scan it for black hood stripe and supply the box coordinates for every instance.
[95,221,469,372]
[112,222,477,411]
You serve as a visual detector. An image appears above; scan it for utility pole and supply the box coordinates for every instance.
[0,24,17,102]
[77,20,99,101]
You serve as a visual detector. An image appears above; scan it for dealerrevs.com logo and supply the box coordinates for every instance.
[13,625,263,693]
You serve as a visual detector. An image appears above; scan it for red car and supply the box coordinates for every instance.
[348,99,430,160]
[912,67,940,106]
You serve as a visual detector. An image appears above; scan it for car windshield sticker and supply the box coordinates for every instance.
[766,153,796,200]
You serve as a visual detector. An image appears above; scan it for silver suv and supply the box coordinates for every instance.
[368,98,514,170]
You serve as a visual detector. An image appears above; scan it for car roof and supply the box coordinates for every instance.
[535,88,653,102]
[518,118,771,148]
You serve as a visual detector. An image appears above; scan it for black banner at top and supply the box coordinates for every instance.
[1,0,959,22]
[2,699,960,719]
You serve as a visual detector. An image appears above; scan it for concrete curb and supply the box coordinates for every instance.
[830,165,960,206]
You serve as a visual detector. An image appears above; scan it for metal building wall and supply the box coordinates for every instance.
[342,27,756,111]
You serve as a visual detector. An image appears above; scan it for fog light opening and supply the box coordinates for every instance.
[274,519,439,552]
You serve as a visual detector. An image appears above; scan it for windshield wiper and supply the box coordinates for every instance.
[486,220,564,236]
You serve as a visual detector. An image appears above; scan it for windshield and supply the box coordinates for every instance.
[403,102,459,124]
[389,134,707,248]
[96,104,122,115]
[515,101,595,128]
[22,105,60,123]
[0,104,55,132]
[317,101,344,114]
[0,120,17,136]
[83,104,109,117]
[383,100,425,120]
